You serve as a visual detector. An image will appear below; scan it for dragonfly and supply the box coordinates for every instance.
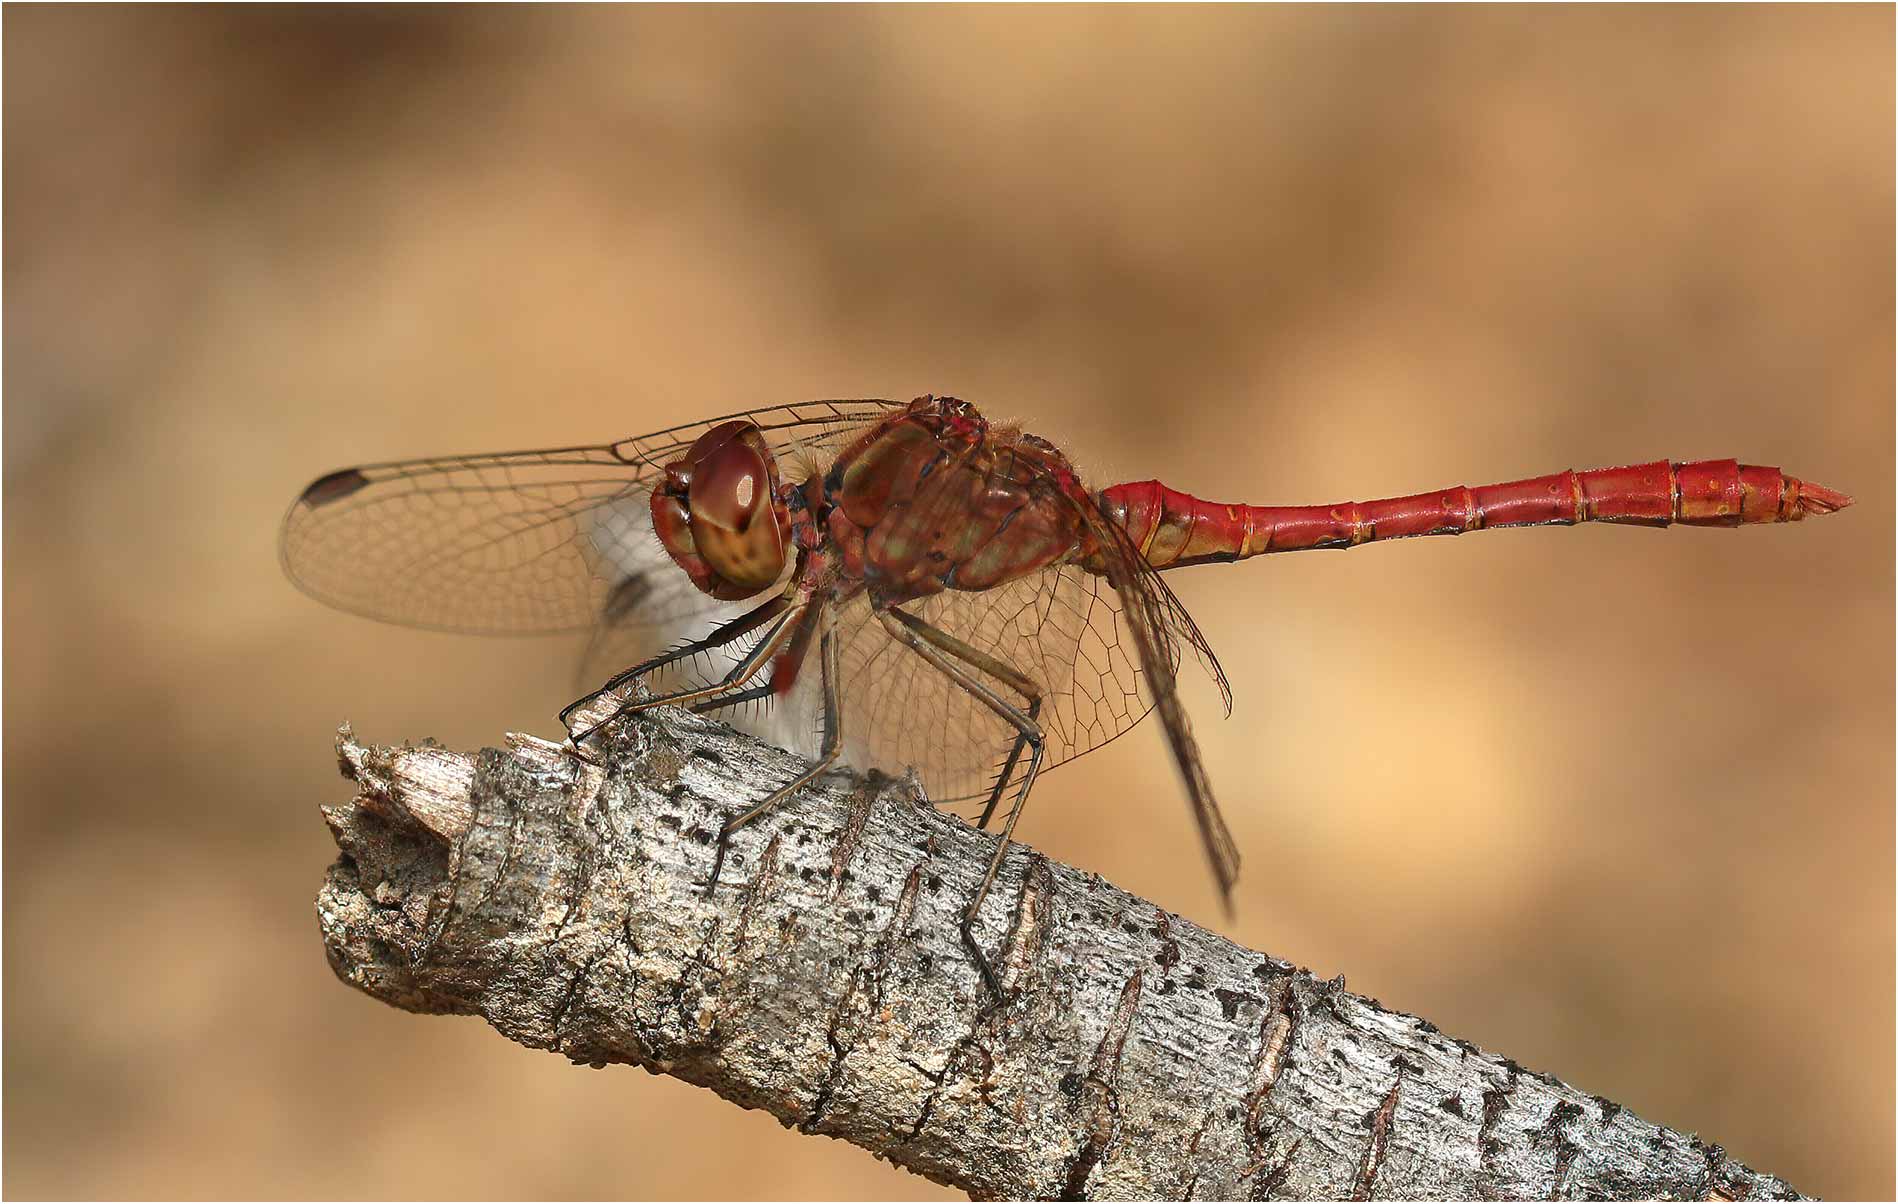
[282,395,1849,981]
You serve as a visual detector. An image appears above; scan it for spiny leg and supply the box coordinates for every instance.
[706,621,844,898]
[560,594,790,737]
[689,682,774,715]
[877,606,1044,996]
[976,701,1041,831]
[598,605,803,720]
[566,601,805,750]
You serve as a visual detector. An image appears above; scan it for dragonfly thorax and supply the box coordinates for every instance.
[649,419,791,600]
[817,398,1095,604]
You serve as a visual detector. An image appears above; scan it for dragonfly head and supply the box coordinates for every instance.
[651,420,789,599]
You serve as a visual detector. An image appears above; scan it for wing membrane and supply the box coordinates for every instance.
[831,565,1140,804]
[279,399,898,636]
[827,491,1238,904]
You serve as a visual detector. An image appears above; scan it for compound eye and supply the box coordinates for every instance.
[681,421,785,593]
[687,427,768,533]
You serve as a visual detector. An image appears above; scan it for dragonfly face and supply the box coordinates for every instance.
[650,419,790,600]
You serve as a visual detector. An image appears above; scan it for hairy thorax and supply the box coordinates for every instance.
[813,398,1095,605]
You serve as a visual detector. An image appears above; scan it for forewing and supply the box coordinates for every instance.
[279,399,898,636]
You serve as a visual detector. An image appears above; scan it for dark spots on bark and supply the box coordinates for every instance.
[1214,987,1260,1022]
[657,813,683,829]
[1439,1094,1466,1118]
[1536,1100,1585,1200]
[1480,1079,1516,1161]
[1313,972,1349,1018]
[1593,1096,1622,1124]
[1696,1139,1734,1202]
[1156,936,1181,970]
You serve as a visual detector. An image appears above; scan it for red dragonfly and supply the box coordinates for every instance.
[282,396,1848,963]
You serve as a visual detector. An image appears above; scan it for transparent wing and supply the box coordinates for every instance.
[821,487,1236,897]
[830,567,1132,806]
[832,553,1227,774]
[279,398,899,636]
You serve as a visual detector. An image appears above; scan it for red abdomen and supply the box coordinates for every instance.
[1099,459,1851,569]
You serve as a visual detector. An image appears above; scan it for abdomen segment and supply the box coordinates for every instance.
[1099,460,1852,569]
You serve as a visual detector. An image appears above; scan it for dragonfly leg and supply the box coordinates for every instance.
[879,607,1045,832]
[560,594,791,738]
[565,601,804,749]
[877,606,1045,996]
[689,682,774,714]
[975,702,1041,831]
[707,624,844,898]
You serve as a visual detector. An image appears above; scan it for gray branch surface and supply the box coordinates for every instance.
[316,706,1801,1201]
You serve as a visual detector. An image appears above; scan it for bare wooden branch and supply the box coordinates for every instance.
[315,706,1802,1201]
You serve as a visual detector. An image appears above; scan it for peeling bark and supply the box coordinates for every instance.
[315,706,1804,1201]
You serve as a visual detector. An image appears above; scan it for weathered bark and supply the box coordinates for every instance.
[316,705,1801,1201]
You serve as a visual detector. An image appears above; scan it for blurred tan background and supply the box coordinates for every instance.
[5,5,1890,1199]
